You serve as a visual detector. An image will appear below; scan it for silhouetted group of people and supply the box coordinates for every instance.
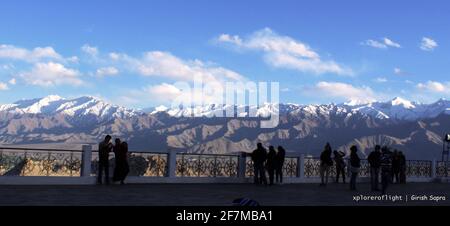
[319,142,407,194]
[97,135,130,185]
[368,145,406,194]
[251,143,286,186]
[319,143,360,190]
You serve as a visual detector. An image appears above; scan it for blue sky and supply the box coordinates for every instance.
[0,0,449,108]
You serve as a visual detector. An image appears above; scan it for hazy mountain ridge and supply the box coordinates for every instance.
[0,95,449,159]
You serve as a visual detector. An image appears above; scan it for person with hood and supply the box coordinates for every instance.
[319,143,333,186]
[266,146,277,185]
[275,146,286,184]
[333,150,346,183]
[251,143,267,185]
[349,145,361,191]
[368,145,381,191]
[113,140,130,184]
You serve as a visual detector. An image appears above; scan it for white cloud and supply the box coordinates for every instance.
[116,51,245,83]
[312,81,377,103]
[0,44,63,62]
[383,38,401,48]
[67,56,79,63]
[1,64,14,70]
[362,40,387,49]
[81,44,99,56]
[362,37,401,49]
[19,62,84,87]
[374,77,388,83]
[96,67,119,76]
[266,53,352,75]
[217,34,242,46]
[0,82,8,91]
[109,52,120,60]
[8,78,16,85]
[121,79,229,106]
[416,81,450,93]
[420,37,438,51]
[216,28,352,76]
[394,67,407,75]
[145,83,183,102]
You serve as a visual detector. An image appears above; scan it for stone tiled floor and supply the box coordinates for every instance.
[0,182,449,206]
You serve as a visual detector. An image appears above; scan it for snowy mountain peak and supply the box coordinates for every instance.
[151,105,169,114]
[345,99,371,106]
[390,97,415,109]
[41,95,64,102]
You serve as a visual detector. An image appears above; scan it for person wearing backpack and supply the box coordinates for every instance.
[333,150,346,183]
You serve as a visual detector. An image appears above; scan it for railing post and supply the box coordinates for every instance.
[298,154,304,179]
[168,149,177,178]
[81,145,92,177]
[238,152,247,178]
[432,158,437,179]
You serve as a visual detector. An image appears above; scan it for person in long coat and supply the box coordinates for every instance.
[113,140,130,184]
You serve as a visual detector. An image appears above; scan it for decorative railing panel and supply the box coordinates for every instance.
[436,161,449,177]
[405,160,432,178]
[176,153,238,177]
[304,157,321,178]
[0,149,81,176]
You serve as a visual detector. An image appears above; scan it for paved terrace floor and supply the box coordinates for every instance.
[1,182,449,206]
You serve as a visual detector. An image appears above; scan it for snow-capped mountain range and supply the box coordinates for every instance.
[1,95,449,121]
[0,95,141,120]
[149,97,450,121]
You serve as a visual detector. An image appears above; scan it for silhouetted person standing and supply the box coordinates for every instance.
[251,143,267,185]
[333,150,346,183]
[349,146,361,191]
[368,145,381,191]
[380,146,393,195]
[98,135,113,185]
[266,146,277,185]
[275,146,286,184]
[319,143,333,186]
[392,150,400,184]
[113,139,130,184]
[398,151,406,184]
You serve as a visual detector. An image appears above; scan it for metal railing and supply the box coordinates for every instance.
[302,157,432,178]
[0,147,82,177]
[0,146,448,181]
[176,153,238,177]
